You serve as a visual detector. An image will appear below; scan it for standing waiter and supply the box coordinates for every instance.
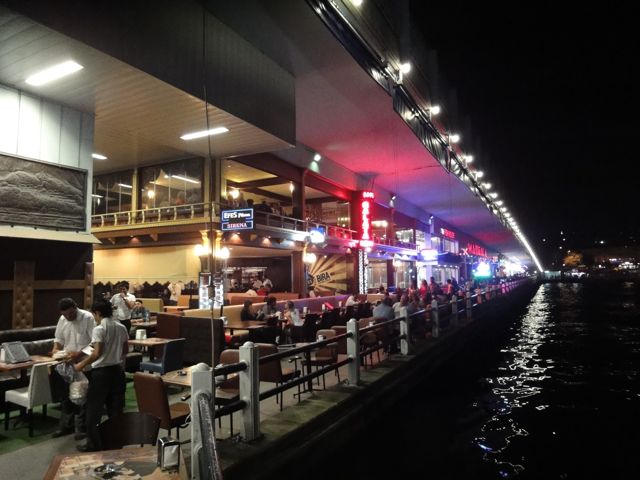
[110,282,136,333]
[51,297,96,440]
[73,298,129,452]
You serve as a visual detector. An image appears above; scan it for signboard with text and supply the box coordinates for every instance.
[359,191,374,248]
[221,208,254,231]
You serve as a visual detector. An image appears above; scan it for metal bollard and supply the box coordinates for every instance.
[431,300,440,338]
[451,295,458,327]
[399,307,411,355]
[346,318,360,385]
[239,341,260,441]
[466,291,472,320]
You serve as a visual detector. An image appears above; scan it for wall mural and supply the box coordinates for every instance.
[307,254,348,295]
[0,153,86,231]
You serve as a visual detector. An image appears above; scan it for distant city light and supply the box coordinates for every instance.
[600,240,605,244]
[449,133,460,143]
[429,105,441,115]
[400,62,411,74]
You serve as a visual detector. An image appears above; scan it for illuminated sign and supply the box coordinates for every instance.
[315,271,332,284]
[359,191,374,248]
[221,208,254,231]
[309,228,326,244]
[467,243,487,257]
[420,249,438,262]
[473,261,492,278]
[440,228,456,239]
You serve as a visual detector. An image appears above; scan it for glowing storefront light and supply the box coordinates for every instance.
[359,191,374,248]
[474,261,491,278]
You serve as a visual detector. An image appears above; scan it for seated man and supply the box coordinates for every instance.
[130,300,149,322]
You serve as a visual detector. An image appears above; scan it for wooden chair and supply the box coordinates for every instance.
[215,349,240,437]
[98,412,160,449]
[133,372,190,439]
[256,343,299,410]
[302,329,339,390]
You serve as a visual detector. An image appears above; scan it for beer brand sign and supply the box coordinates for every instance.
[221,208,254,231]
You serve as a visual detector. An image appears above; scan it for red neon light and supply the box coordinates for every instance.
[467,243,487,257]
[440,228,456,239]
[359,191,374,247]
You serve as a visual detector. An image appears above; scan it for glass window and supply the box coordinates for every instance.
[394,261,411,289]
[92,170,133,215]
[139,157,203,209]
[415,231,427,250]
[367,260,387,290]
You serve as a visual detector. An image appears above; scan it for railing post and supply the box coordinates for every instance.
[346,318,360,385]
[486,287,491,300]
[466,291,472,320]
[190,364,214,480]
[399,307,411,355]
[451,295,458,328]
[476,288,483,304]
[431,300,440,338]
[239,341,260,441]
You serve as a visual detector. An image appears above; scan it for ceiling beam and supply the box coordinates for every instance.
[228,178,286,188]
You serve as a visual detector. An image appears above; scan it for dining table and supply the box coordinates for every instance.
[0,355,57,379]
[43,445,187,479]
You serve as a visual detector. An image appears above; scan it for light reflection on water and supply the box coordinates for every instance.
[474,286,554,477]
[468,281,640,479]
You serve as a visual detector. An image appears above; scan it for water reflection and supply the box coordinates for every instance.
[474,286,555,477]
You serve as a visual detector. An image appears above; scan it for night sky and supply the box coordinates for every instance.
[410,2,638,266]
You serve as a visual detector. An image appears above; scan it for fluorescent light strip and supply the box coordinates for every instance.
[91,194,103,198]
[180,127,229,140]
[117,183,132,189]
[26,60,83,86]
[171,174,200,184]
[92,153,107,160]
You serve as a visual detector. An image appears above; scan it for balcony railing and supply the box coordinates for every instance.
[91,202,357,240]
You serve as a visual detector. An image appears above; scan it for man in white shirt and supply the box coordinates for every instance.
[74,298,129,452]
[110,282,136,323]
[51,298,96,439]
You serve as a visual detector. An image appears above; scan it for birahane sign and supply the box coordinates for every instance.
[221,208,254,231]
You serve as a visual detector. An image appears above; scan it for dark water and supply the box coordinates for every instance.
[309,280,640,479]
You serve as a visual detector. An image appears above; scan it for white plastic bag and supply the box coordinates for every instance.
[69,371,89,405]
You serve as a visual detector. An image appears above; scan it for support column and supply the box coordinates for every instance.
[292,251,306,297]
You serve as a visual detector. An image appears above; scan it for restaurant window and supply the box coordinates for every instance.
[415,231,428,250]
[139,157,203,209]
[92,170,134,215]
[432,237,458,254]
[367,259,387,290]
[306,200,350,228]
[395,228,414,246]
[394,260,411,289]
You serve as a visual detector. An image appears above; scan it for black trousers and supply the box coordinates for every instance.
[85,365,126,449]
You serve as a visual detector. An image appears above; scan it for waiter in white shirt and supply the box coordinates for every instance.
[110,282,136,328]
[51,298,96,440]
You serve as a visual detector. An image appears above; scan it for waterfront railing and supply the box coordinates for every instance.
[190,278,530,476]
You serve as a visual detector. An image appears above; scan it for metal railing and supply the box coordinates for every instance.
[190,278,530,459]
[91,202,357,240]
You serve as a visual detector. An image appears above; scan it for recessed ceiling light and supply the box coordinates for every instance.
[313,153,322,162]
[180,127,229,140]
[92,153,107,160]
[26,60,83,86]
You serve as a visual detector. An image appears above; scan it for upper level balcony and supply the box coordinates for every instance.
[91,202,357,243]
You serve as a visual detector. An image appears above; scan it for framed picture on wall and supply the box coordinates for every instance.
[0,153,87,231]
